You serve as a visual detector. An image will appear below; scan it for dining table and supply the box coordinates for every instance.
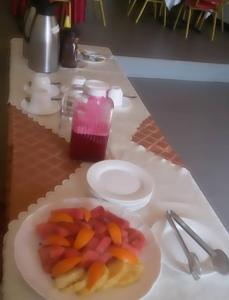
[2,37,229,300]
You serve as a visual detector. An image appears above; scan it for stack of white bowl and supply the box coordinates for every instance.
[87,160,154,211]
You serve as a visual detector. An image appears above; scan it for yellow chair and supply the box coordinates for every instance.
[93,0,106,26]
[173,0,224,40]
[128,0,167,26]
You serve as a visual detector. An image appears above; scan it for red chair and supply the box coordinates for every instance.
[11,0,29,16]
[173,0,224,40]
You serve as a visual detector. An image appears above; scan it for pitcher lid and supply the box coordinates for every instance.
[84,80,109,97]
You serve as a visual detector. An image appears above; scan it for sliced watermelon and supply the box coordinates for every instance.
[121,242,140,256]
[127,228,146,251]
[36,223,69,239]
[81,249,99,268]
[91,206,105,218]
[96,236,111,254]
[38,245,65,273]
[105,212,130,229]
[63,247,80,258]
[89,219,107,235]
[98,251,112,264]
[85,236,100,250]
[59,222,80,236]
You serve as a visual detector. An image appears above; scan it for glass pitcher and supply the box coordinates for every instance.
[70,80,113,162]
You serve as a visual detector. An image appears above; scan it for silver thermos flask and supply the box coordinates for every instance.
[22,0,36,58]
[28,0,60,73]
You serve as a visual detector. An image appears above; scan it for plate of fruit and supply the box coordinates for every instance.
[14,198,161,300]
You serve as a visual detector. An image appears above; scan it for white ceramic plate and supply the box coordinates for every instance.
[24,83,60,98]
[159,218,227,275]
[14,197,161,300]
[21,99,60,116]
[87,160,154,205]
[89,187,151,211]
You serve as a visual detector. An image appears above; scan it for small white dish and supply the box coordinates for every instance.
[14,197,161,300]
[158,218,227,275]
[80,50,106,64]
[87,160,154,205]
[21,98,60,116]
[24,83,60,98]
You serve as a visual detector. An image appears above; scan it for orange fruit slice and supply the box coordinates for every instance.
[43,235,71,247]
[109,246,137,265]
[51,256,82,277]
[107,222,122,245]
[49,212,74,223]
[74,227,95,250]
[87,261,107,289]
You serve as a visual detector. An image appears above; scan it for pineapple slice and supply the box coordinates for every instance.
[102,260,128,290]
[54,268,85,289]
[118,262,144,287]
[63,275,87,293]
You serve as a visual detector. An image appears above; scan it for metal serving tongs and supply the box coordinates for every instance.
[169,210,229,275]
[166,210,201,280]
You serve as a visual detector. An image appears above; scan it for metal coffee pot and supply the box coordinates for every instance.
[28,0,60,73]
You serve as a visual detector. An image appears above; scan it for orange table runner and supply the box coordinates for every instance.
[7,106,81,220]
[7,106,182,221]
[132,117,182,166]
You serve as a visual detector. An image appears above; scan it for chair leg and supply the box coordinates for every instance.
[195,12,203,27]
[159,2,163,16]
[182,7,186,20]
[198,14,205,30]
[221,6,224,32]
[185,7,192,39]
[173,3,184,30]
[163,3,167,27]
[152,2,157,19]
[211,12,217,41]
[99,0,106,26]
[135,0,149,24]
[127,0,137,16]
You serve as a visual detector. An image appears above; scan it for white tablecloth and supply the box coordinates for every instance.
[3,141,229,300]
[3,38,229,300]
[9,38,149,144]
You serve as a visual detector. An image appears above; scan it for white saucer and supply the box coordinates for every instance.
[24,84,60,98]
[80,50,106,64]
[159,218,228,275]
[87,160,154,206]
[21,99,60,116]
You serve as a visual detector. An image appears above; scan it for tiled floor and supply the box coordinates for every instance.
[130,78,229,230]
[78,0,229,63]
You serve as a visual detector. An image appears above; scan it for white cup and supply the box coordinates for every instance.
[108,86,123,107]
[31,74,51,92]
[29,90,52,113]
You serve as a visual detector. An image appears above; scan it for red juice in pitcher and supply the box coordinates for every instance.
[69,84,113,162]
[70,131,109,162]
